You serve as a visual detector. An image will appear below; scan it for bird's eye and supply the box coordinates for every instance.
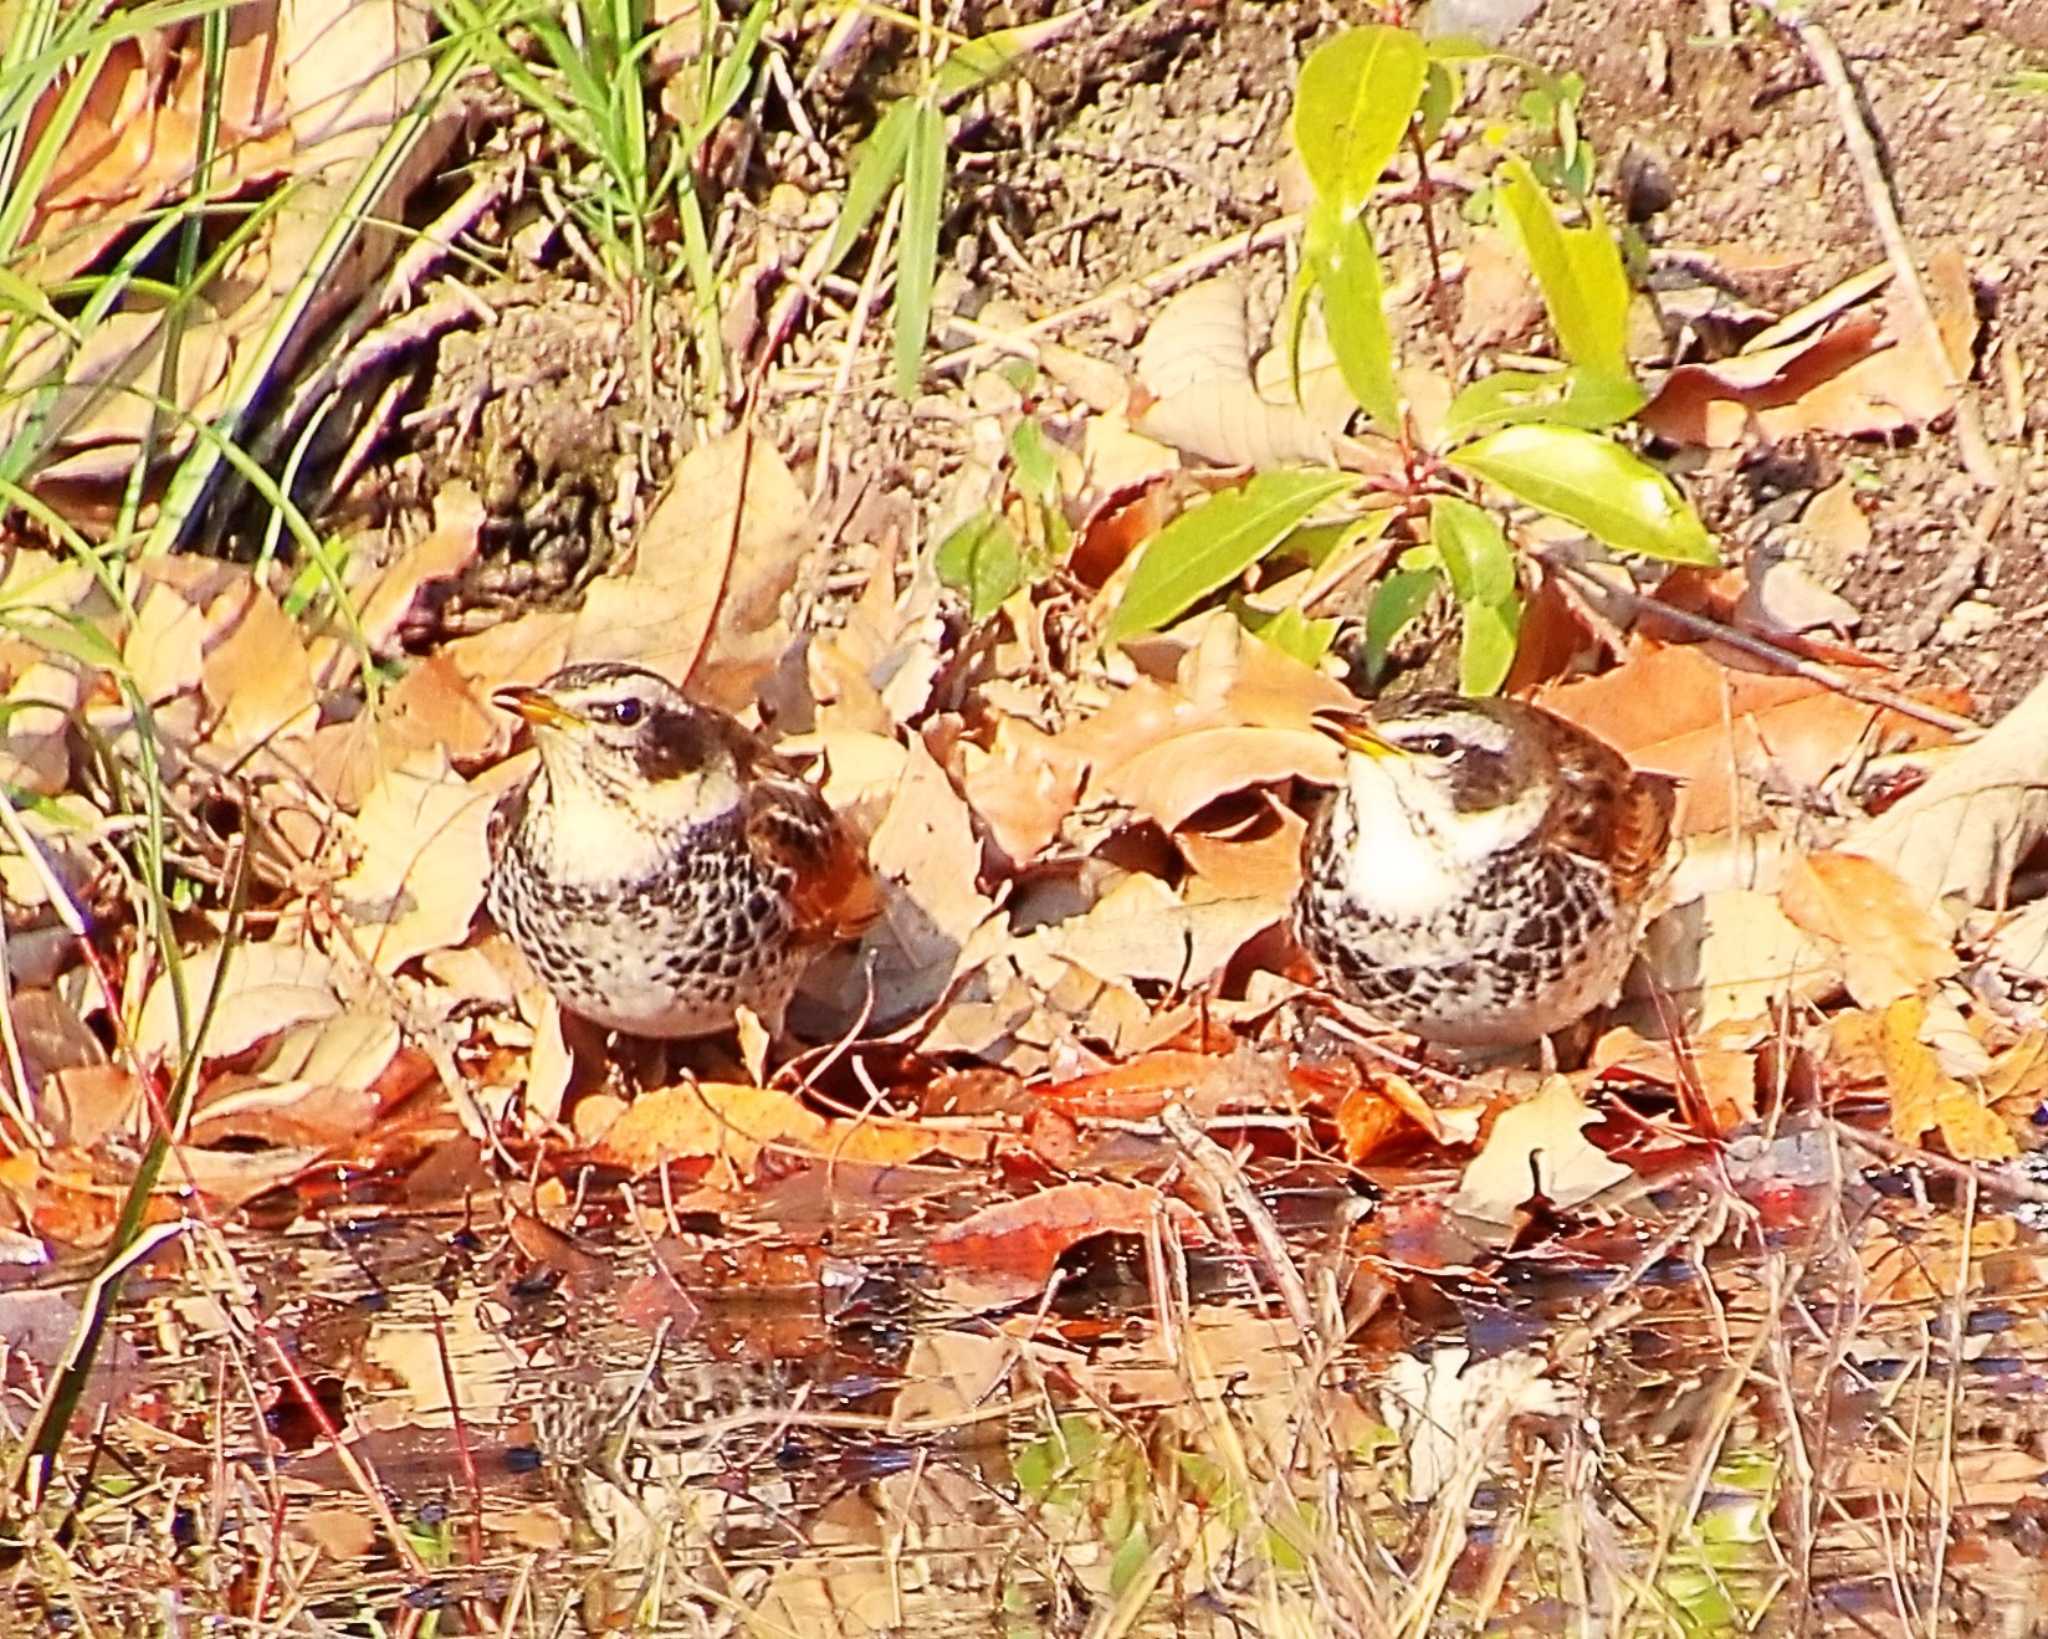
[1409,732,1458,758]
[607,698,645,727]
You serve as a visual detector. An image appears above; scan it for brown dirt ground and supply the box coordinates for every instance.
[369,0,2048,712]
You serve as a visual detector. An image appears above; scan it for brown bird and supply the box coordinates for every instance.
[1294,692,1674,1050]
[486,662,878,1040]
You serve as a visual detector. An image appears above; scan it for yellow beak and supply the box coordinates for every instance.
[492,685,585,732]
[1309,706,1405,760]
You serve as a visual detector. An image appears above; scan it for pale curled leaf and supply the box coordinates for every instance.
[137,942,344,1064]
[1779,851,1958,1009]
[1134,278,1345,468]
[1841,673,2048,908]
[1446,1076,1631,1225]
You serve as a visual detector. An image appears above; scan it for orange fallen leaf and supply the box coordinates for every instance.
[1539,642,1958,834]
[1780,850,1958,1008]
[1880,996,2015,1161]
[928,1181,1204,1283]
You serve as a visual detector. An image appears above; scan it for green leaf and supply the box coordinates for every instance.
[1293,25,1428,214]
[1009,418,1058,506]
[1105,469,1358,642]
[935,509,1025,618]
[1439,367,1645,444]
[825,97,916,273]
[1428,495,1515,605]
[1233,598,1338,666]
[1493,155,1630,381]
[1305,198,1400,430]
[893,97,947,397]
[1418,59,1458,146]
[1363,567,1441,681]
[1429,497,1520,694]
[1458,597,1519,696]
[1450,424,1718,564]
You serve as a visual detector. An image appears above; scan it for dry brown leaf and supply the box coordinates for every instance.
[569,431,811,712]
[200,579,318,757]
[1058,612,1350,832]
[1539,642,1956,835]
[928,1181,1201,1283]
[1639,254,1976,447]
[351,485,487,658]
[123,578,208,705]
[136,940,343,1064]
[1638,312,1886,446]
[593,1082,817,1177]
[1880,995,2015,1161]
[1778,851,1959,1009]
[1175,797,1306,902]
[0,660,79,796]
[309,653,502,811]
[959,716,1089,865]
[1445,1077,1632,1226]
[1841,673,2048,909]
[337,750,526,973]
[811,735,999,1029]
[42,1066,142,1151]
[1134,278,1341,468]
[1629,889,1838,1035]
[1018,872,1283,995]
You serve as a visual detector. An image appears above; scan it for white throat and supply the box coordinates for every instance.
[1336,756,1546,920]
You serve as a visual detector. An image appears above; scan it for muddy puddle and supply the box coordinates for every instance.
[7,1133,2047,1636]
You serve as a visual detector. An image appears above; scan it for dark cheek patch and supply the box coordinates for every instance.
[1449,747,1517,810]
[631,708,716,782]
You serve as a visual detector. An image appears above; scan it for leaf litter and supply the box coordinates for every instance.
[9,10,2048,1630]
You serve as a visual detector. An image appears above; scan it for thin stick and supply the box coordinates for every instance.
[1760,5,2002,488]
[1539,551,1980,736]
[1160,1101,1318,1341]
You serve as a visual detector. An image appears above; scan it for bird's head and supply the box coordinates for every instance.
[493,662,748,831]
[1310,692,1557,865]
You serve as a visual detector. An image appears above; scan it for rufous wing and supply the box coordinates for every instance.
[743,776,882,945]
[1545,734,1676,898]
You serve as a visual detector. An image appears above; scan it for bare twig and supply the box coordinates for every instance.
[1539,551,1981,736]
[1160,1101,1319,1341]
[1759,5,2002,487]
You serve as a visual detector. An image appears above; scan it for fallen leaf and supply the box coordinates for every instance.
[594,1082,823,1178]
[1446,1076,1633,1226]
[1539,642,1957,835]
[136,941,342,1064]
[1779,851,1958,1008]
[200,578,318,757]
[928,1181,1201,1283]
[1880,995,2015,1161]
[336,750,525,973]
[1630,889,1837,1034]
[569,431,811,713]
[1841,673,2048,909]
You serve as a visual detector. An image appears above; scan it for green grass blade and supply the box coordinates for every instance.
[829,96,917,275]
[892,96,945,398]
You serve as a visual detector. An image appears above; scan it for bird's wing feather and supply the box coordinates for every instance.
[743,775,882,944]
[1545,738,1676,896]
